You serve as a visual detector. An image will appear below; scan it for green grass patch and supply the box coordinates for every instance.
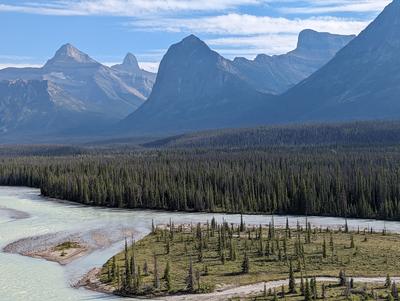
[100,219,400,298]
[54,241,80,251]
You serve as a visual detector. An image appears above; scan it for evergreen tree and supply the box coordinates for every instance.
[386,274,392,288]
[153,254,160,289]
[322,237,327,258]
[163,261,171,291]
[304,279,311,301]
[241,252,250,274]
[289,260,296,294]
[186,258,195,293]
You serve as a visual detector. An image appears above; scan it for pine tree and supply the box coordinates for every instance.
[153,254,160,289]
[240,214,246,232]
[386,274,392,288]
[186,258,194,292]
[322,283,326,300]
[339,270,346,286]
[241,252,250,274]
[304,279,311,301]
[163,261,171,291]
[392,281,399,300]
[322,237,327,258]
[300,273,305,296]
[350,234,355,248]
[111,256,117,280]
[289,260,296,294]
[143,260,149,276]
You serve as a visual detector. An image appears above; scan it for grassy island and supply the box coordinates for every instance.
[100,218,400,299]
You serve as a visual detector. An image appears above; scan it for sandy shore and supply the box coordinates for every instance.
[4,226,138,265]
[73,268,115,294]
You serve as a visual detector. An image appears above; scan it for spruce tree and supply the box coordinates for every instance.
[304,279,311,301]
[153,254,160,289]
[289,260,296,294]
[186,258,194,293]
[163,261,171,291]
[241,252,250,274]
[386,274,392,288]
[322,237,327,258]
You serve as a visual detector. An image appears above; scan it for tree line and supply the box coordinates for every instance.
[1,147,400,219]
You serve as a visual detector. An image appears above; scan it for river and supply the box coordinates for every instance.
[1,186,399,301]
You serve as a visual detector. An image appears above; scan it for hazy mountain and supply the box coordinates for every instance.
[278,0,400,123]
[111,53,156,98]
[232,30,355,94]
[0,44,155,121]
[0,79,102,135]
[119,35,273,135]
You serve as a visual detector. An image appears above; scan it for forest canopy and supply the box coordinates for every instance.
[1,146,400,220]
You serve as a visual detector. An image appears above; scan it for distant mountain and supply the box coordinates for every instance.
[278,0,400,123]
[232,30,354,95]
[119,35,274,135]
[0,79,102,135]
[0,44,157,118]
[111,53,156,98]
[0,44,156,135]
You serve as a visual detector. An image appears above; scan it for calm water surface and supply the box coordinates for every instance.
[1,187,399,301]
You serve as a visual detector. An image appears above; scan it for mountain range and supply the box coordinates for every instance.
[232,29,354,94]
[119,30,354,135]
[0,45,155,135]
[276,0,400,123]
[1,0,400,142]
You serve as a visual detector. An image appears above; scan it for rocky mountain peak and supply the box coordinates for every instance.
[296,29,355,52]
[44,43,98,68]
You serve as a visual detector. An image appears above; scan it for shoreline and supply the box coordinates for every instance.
[3,226,139,266]
[79,270,400,301]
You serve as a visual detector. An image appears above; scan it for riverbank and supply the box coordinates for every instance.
[4,227,138,265]
[4,186,400,301]
[92,220,400,300]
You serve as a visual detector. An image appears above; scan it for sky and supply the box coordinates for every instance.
[0,0,391,72]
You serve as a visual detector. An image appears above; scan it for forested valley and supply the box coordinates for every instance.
[1,145,400,220]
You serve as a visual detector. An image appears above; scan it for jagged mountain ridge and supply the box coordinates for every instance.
[277,0,400,123]
[232,29,355,94]
[0,44,156,134]
[0,80,98,135]
[0,44,156,117]
[111,53,156,99]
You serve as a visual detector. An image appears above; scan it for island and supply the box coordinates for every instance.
[82,218,400,300]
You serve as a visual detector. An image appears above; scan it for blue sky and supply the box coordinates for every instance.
[0,0,390,72]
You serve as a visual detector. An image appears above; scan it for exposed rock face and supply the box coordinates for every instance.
[111,53,156,98]
[278,0,400,123]
[0,80,92,134]
[0,45,156,136]
[120,35,273,135]
[232,30,355,95]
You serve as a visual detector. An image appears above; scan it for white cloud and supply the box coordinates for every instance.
[103,61,159,72]
[278,0,390,14]
[0,63,42,70]
[138,61,160,73]
[129,14,368,36]
[0,0,261,16]
[207,34,298,57]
